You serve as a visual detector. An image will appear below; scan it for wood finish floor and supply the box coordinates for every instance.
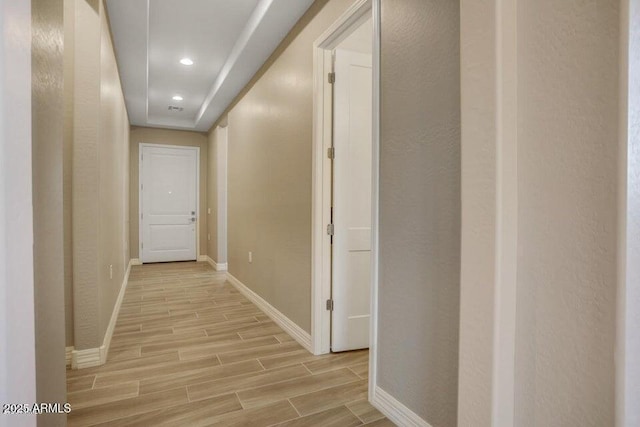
[66,262,393,426]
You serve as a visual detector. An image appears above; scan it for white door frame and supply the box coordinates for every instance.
[138,143,200,263]
[311,0,380,369]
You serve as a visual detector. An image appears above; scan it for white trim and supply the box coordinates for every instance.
[311,0,378,357]
[130,258,142,266]
[492,0,518,424]
[65,346,74,367]
[226,272,312,352]
[202,255,228,272]
[369,0,381,403]
[71,348,101,370]
[138,143,200,264]
[71,259,134,369]
[197,255,209,262]
[216,126,228,264]
[371,386,432,427]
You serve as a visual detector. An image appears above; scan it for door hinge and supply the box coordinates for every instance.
[328,72,335,84]
[141,213,143,220]
[327,147,335,159]
[326,223,334,236]
[141,242,144,249]
[141,183,144,191]
[326,299,334,311]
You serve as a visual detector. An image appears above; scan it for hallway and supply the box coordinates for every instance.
[65,262,389,426]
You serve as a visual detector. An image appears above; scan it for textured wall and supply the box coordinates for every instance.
[97,1,130,341]
[207,127,220,263]
[378,0,461,425]
[32,0,67,423]
[71,0,130,350]
[620,0,640,424]
[63,0,75,349]
[207,129,218,262]
[0,0,38,419]
[460,0,621,424]
[514,0,619,425]
[223,0,351,333]
[72,0,101,350]
[129,127,208,259]
[458,0,500,423]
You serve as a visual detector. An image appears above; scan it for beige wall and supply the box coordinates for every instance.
[129,127,208,259]
[71,0,130,350]
[63,0,75,349]
[221,0,352,334]
[514,0,618,424]
[0,0,38,413]
[71,0,101,350]
[97,1,130,341]
[32,0,67,422]
[459,0,620,424]
[620,0,640,423]
[207,128,219,263]
[378,0,460,425]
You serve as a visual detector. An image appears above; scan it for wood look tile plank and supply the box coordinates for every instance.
[106,346,141,363]
[346,399,385,424]
[67,387,188,427]
[67,375,96,394]
[204,400,299,427]
[66,262,387,425]
[259,349,330,370]
[139,359,263,395]
[178,336,280,361]
[216,341,303,365]
[93,393,242,427]
[236,368,360,409]
[363,418,397,426]
[274,333,295,343]
[111,329,206,352]
[349,362,369,379]
[68,381,139,410]
[290,379,368,415]
[93,356,219,388]
[237,322,283,340]
[187,364,311,402]
[112,324,141,335]
[303,349,369,373]
[139,332,235,355]
[67,352,179,379]
[273,405,363,427]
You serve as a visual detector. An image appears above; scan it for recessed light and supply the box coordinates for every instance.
[179,58,193,66]
[172,95,183,101]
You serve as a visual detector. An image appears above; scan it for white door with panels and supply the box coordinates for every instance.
[140,145,198,263]
[331,48,373,352]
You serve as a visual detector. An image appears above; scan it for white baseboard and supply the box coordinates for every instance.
[225,272,312,352]
[197,255,208,262]
[71,347,102,370]
[65,346,73,367]
[371,386,432,427]
[71,259,134,369]
[130,258,142,266]
[202,255,228,272]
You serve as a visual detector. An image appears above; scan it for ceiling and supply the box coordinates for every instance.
[105,0,314,132]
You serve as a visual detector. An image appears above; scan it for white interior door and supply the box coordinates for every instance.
[140,145,198,263]
[331,48,373,352]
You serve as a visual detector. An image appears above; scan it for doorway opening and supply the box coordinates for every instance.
[139,143,200,263]
[311,0,380,368]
